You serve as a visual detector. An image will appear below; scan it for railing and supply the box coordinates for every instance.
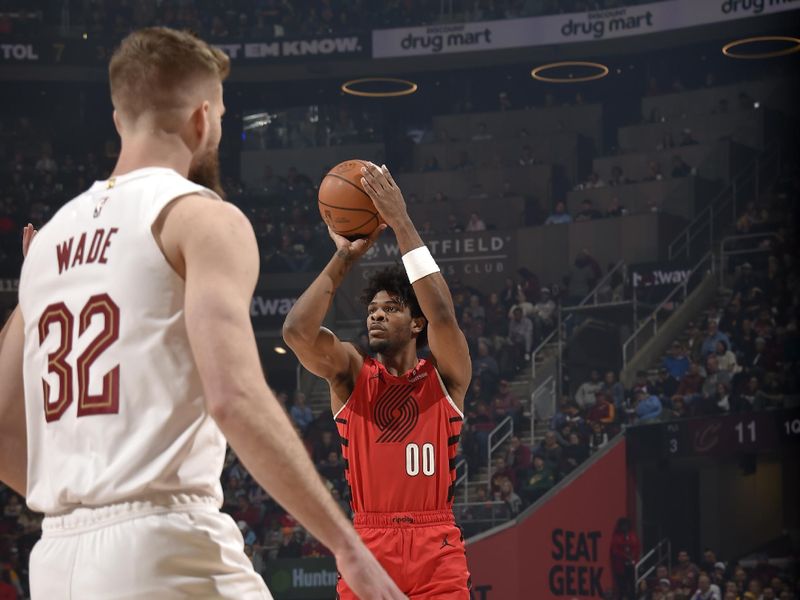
[454,458,469,503]
[531,260,627,379]
[668,144,781,260]
[453,500,512,537]
[622,251,714,367]
[635,538,672,589]
[485,416,513,484]
[530,376,556,445]
[719,231,779,286]
[578,260,626,307]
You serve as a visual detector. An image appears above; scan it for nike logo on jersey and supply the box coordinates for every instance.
[93,196,109,218]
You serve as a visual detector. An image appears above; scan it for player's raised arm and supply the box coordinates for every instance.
[361,164,471,408]
[0,225,39,495]
[282,225,384,384]
[160,195,405,600]
[0,307,27,496]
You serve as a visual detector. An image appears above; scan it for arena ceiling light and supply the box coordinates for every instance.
[531,61,609,83]
[341,77,418,98]
[722,35,800,59]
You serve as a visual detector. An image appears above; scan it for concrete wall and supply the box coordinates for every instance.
[617,109,765,153]
[240,143,385,188]
[590,140,753,184]
[640,78,784,121]
[395,164,551,206]
[412,132,581,181]
[567,176,711,220]
[406,195,526,231]
[433,103,603,150]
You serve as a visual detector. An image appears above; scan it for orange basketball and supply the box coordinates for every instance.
[318,159,383,239]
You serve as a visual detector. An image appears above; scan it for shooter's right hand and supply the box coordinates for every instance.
[328,224,387,264]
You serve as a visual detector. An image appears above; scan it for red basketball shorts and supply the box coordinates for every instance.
[336,510,471,599]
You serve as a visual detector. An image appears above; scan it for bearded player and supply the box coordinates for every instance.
[0,28,404,600]
[283,163,472,598]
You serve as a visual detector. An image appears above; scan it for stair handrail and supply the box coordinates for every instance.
[622,250,714,367]
[577,260,626,307]
[486,416,513,484]
[668,144,780,260]
[531,260,625,378]
[530,375,556,445]
[719,231,779,286]
[454,458,469,503]
[635,538,672,589]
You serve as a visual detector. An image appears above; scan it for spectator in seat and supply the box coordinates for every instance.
[608,165,629,186]
[505,435,532,483]
[680,128,699,146]
[545,201,572,225]
[318,451,345,489]
[506,306,534,366]
[312,430,339,464]
[652,367,678,400]
[602,370,626,410]
[575,369,603,410]
[693,573,722,600]
[701,321,732,358]
[289,391,313,433]
[453,151,475,170]
[700,549,719,575]
[714,340,739,374]
[587,391,616,426]
[574,199,603,221]
[643,161,665,182]
[635,390,662,423]
[465,212,487,232]
[518,145,539,167]
[499,479,523,516]
[589,420,610,451]
[277,528,303,559]
[522,456,555,504]
[473,339,500,395]
[233,496,260,529]
[669,395,688,419]
[531,287,556,339]
[605,197,627,218]
[663,341,691,380]
[574,249,603,295]
[610,517,640,600]
[678,362,705,397]
[702,355,732,399]
[490,456,517,495]
[672,550,700,588]
[560,432,589,475]
[535,431,563,471]
[471,122,493,141]
[671,155,693,177]
[492,379,523,426]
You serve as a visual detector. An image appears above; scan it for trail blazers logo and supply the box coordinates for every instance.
[373,384,419,443]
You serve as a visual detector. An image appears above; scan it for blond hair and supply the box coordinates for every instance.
[109,27,230,118]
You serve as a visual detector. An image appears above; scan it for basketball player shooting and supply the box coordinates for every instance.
[283,163,473,598]
[0,28,404,600]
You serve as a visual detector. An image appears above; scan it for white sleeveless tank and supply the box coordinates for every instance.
[19,167,226,514]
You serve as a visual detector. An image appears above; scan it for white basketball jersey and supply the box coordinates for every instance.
[19,167,227,515]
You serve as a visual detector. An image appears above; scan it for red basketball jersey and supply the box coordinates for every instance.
[334,357,464,514]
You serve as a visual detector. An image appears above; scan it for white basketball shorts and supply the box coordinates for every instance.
[29,494,272,599]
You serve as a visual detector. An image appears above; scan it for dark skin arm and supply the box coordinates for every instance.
[282,225,386,413]
[361,163,471,409]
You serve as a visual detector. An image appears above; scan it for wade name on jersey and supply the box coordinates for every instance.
[55,227,119,274]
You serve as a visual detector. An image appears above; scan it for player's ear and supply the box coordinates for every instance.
[188,100,210,150]
[411,316,426,335]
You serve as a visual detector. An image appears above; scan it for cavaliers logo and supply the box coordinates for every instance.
[374,384,419,443]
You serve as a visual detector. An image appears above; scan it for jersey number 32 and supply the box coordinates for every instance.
[37,294,120,422]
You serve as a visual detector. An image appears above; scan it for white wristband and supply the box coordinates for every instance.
[402,245,440,283]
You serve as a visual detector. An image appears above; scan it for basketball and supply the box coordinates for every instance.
[318,159,382,239]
